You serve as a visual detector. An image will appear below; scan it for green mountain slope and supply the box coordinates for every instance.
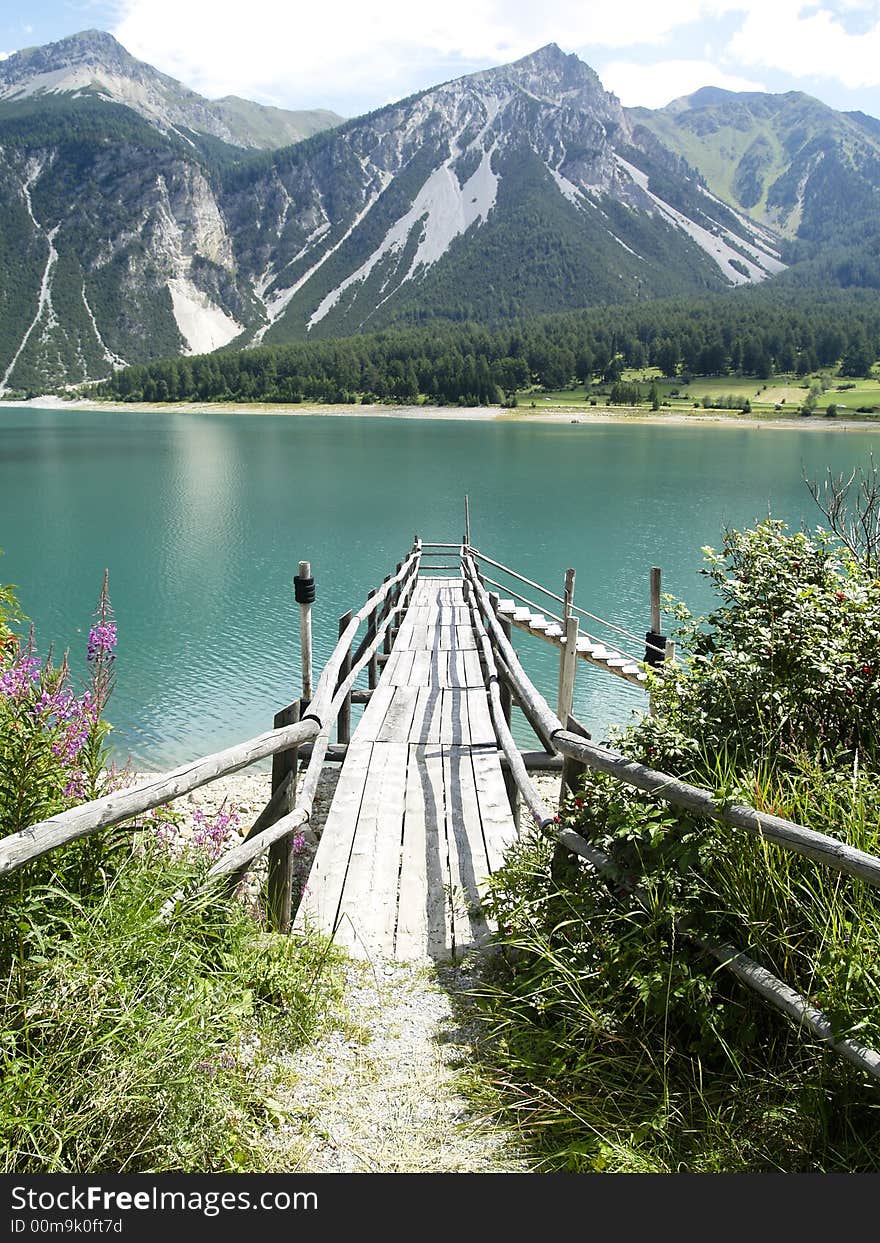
[630,88,880,244]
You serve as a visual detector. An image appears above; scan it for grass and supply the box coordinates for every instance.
[522,368,880,418]
[0,839,342,1172]
[469,788,880,1172]
[466,522,880,1172]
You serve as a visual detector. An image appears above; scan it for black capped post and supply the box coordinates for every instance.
[645,565,666,668]
[295,560,315,700]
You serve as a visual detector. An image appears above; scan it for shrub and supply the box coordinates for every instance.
[640,520,880,767]
[0,576,338,1172]
[475,517,880,1171]
[0,842,338,1172]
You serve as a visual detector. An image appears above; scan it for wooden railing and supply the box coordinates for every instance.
[464,543,673,705]
[461,551,880,1083]
[0,543,422,932]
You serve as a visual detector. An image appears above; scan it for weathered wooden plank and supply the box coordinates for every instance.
[438,626,460,651]
[471,748,519,875]
[410,685,444,744]
[376,685,420,743]
[396,744,452,961]
[396,623,431,651]
[455,625,477,649]
[465,686,496,746]
[294,739,373,936]
[408,649,434,687]
[354,683,395,742]
[440,689,470,746]
[443,747,491,954]
[386,649,416,686]
[333,741,408,956]
[462,649,484,687]
[447,651,466,688]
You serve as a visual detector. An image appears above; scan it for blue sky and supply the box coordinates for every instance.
[3,1,880,118]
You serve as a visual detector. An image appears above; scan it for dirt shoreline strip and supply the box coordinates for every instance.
[13,394,880,432]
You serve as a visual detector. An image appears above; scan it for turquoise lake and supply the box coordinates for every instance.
[1,406,877,769]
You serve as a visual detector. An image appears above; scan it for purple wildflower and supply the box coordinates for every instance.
[0,653,40,700]
[87,621,117,663]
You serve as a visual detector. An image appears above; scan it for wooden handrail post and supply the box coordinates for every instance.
[268,699,301,933]
[464,494,470,547]
[381,574,393,655]
[559,713,590,809]
[647,566,667,714]
[491,593,513,730]
[650,566,662,634]
[295,560,314,701]
[337,610,353,743]
[366,588,378,687]
[557,613,579,724]
[562,566,576,623]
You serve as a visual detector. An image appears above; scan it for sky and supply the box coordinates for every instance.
[2,0,880,119]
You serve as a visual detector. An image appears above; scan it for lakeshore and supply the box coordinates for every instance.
[13,393,880,432]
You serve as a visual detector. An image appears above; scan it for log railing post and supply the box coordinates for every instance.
[294,560,315,702]
[557,613,579,724]
[337,610,353,744]
[267,699,301,933]
[559,713,590,809]
[492,594,513,731]
[464,495,470,547]
[646,566,668,713]
[381,574,393,655]
[650,566,661,635]
[562,566,576,625]
[552,712,592,882]
[366,588,378,688]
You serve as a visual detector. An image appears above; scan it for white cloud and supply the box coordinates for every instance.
[106,0,880,113]
[727,1,880,89]
[110,0,719,109]
[601,58,766,106]
[0,52,10,61]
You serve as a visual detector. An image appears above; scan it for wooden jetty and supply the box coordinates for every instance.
[295,577,516,960]
[7,521,880,1082]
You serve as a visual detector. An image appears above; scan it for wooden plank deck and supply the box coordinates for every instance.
[295,577,518,961]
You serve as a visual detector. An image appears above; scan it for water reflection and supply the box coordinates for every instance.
[0,407,876,767]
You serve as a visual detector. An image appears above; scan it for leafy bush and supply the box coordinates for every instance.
[638,520,880,767]
[0,575,338,1172]
[475,518,880,1171]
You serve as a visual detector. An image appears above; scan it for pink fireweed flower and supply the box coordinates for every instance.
[87,621,117,662]
[0,653,40,700]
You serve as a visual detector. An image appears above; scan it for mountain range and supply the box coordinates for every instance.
[0,30,877,393]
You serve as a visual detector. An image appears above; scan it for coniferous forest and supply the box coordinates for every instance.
[97,286,880,407]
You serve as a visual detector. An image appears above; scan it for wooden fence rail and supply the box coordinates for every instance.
[0,547,420,879]
[462,554,880,891]
[462,553,880,1082]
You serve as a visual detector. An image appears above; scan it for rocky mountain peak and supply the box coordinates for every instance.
[0,29,135,81]
[471,42,613,112]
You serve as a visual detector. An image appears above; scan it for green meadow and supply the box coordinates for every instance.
[528,369,880,417]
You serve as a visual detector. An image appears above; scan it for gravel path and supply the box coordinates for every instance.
[129,764,557,1173]
[264,955,531,1173]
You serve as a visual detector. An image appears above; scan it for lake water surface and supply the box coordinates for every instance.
[1,406,877,768]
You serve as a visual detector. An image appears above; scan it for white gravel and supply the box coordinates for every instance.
[125,765,559,1172]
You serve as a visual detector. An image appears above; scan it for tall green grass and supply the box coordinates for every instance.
[1,838,340,1172]
[470,518,880,1171]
